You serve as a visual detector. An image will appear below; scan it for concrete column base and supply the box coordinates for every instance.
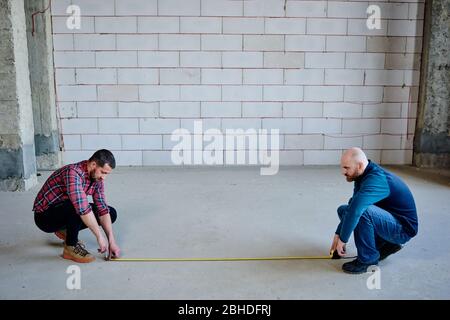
[0,174,38,191]
[413,153,450,168]
[37,152,62,170]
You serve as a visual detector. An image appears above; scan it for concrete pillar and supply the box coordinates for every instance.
[414,0,450,168]
[0,0,37,191]
[24,0,61,169]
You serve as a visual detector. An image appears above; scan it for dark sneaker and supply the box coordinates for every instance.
[342,259,377,274]
[379,242,402,261]
[63,242,95,263]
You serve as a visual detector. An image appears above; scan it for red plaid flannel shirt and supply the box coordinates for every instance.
[33,160,110,216]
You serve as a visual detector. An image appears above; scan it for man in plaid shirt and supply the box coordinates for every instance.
[33,149,120,263]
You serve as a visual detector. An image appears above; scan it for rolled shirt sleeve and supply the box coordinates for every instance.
[335,196,353,235]
[93,180,110,217]
[64,168,92,215]
[338,174,390,243]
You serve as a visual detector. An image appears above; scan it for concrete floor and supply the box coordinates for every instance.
[0,165,449,299]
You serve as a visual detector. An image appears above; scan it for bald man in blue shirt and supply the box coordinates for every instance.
[330,148,418,274]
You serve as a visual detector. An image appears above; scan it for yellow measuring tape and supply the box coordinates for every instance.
[109,252,335,262]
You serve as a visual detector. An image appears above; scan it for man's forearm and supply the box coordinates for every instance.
[99,214,115,243]
[80,211,102,239]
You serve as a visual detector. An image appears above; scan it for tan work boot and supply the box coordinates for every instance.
[63,242,95,263]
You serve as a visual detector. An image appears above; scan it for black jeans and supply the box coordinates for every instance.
[34,200,117,246]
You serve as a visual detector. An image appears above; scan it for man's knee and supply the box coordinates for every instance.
[337,205,348,220]
[108,206,117,224]
[361,205,378,219]
[357,206,379,227]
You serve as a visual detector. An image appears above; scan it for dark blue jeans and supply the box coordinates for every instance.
[337,204,411,264]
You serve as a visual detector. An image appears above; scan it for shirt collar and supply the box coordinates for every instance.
[79,160,92,181]
[355,160,374,182]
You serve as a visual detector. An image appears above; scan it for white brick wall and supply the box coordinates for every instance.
[286,36,325,51]
[118,69,159,85]
[160,102,200,118]
[262,119,302,134]
[57,85,97,101]
[223,52,263,68]
[55,69,75,85]
[117,35,158,50]
[115,0,157,16]
[285,135,324,150]
[326,36,366,52]
[161,69,201,85]
[118,102,158,118]
[62,135,81,150]
[201,102,241,118]
[304,150,341,165]
[122,135,162,150]
[303,119,341,134]
[307,19,347,35]
[76,69,117,85]
[181,52,221,67]
[95,17,137,33]
[223,18,264,34]
[52,0,423,166]
[98,85,139,101]
[305,53,345,68]
[324,136,363,150]
[201,35,242,51]
[77,102,117,118]
[202,68,241,85]
[82,134,121,150]
[304,86,343,102]
[286,1,327,18]
[99,119,139,134]
[324,103,362,118]
[138,52,179,67]
[74,34,115,50]
[264,52,305,68]
[242,103,282,118]
[222,86,262,101]
[140,119,180,134]
[283,102,322,118]
[139,85,180,101]
[158,0,200,16]
[244,0,286,18]
[285,69,324,85]
[265,18,306,34]
[138,17,179,33]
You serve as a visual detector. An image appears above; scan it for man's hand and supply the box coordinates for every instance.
[330,234,347,257]
[108,240,121,258]
[330,234,339,255]
[336,238,347,257]
[80,212,109,255]
[98,213,119,259]
[97,234,108,254]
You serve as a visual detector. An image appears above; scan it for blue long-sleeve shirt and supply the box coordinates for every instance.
[336,160,418,243]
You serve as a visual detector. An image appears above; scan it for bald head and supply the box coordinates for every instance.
[342,147,368,164]
[341,148,369,182]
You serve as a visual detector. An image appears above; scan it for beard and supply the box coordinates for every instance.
[89,171,98,181]
[345,175,355,182]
